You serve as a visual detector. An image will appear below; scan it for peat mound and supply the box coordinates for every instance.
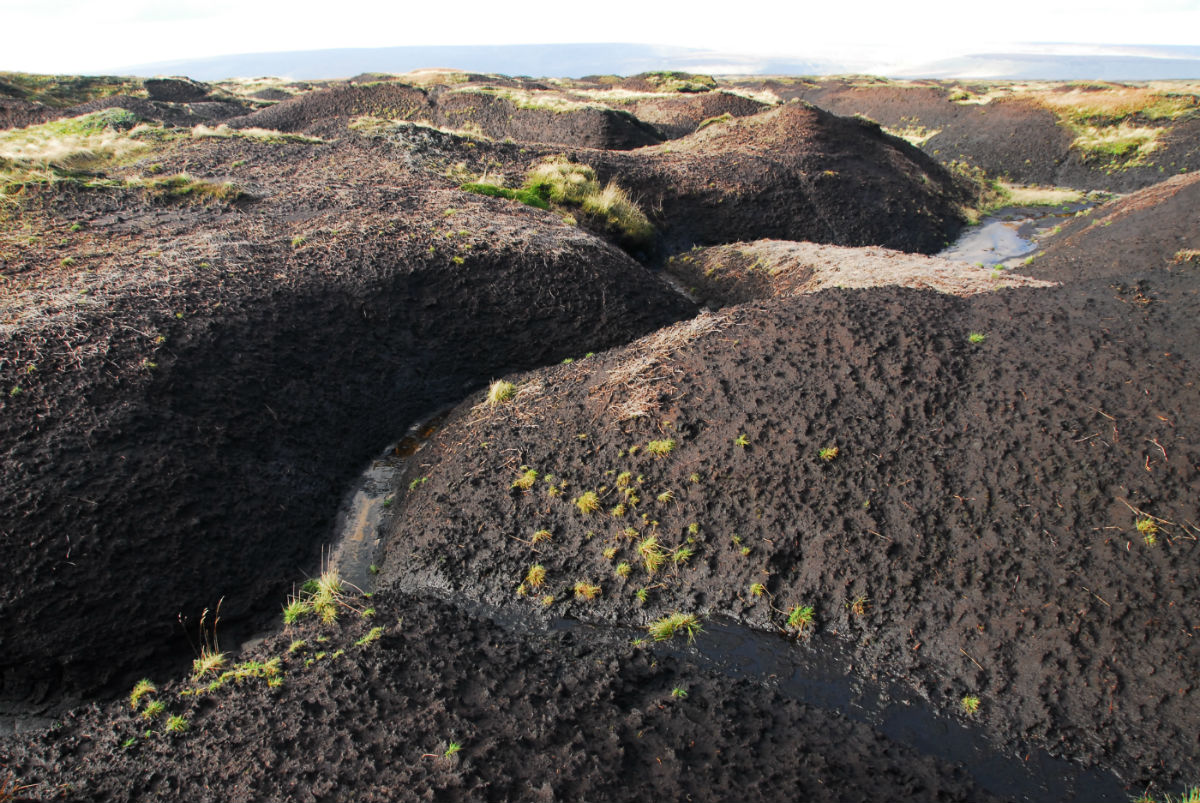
[429,87,663,150]
[665,239,1056,306]
[600,90,769,140]
[223,81,666,150]
[1018,172,1200,282]
[379,278,1199,787]
[223,82,433,134]
[0,132,694,707]
[588,101,971,254]
[748,78,1200,192]
[0,94,252,132]
[1,592,1000,802]
[143,77,211,103]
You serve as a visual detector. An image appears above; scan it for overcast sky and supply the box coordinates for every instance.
[3,0,1199,74]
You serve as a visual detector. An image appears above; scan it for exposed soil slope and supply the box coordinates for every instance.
[1017,172,1200,282]
[588,101,972,254]
[379,258,1199,789]
[0,592,1000,803]
[665,239,1056,306]
[0,130,694,707]
[430,88,663,149]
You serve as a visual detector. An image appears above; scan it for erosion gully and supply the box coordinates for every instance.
[323,410,1126,803]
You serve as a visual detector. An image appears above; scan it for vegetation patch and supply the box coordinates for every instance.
[0,72,146,107]
[129,173,245,203]
[1070,122,1163,166]
[460,181,551,210]
[0,109,157,193]
[638,72,717,93]
[451,86,604,114]
[191,124,324,144]
[525,156,653,247]
[995,181,1085,207]
[882,124,941,147]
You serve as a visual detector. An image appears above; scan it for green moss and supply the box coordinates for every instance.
[460,181,551,210]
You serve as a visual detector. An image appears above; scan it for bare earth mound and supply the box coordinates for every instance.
[378,276,1198,791]
[588,101,972,254]
[0,131,693,706]
[2,71,1198,803]
[746,77,1200,193]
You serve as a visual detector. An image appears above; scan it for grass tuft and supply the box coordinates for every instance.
[129,678,156,710]
[574,491,601,515]
[573,581,602,600]
[786,605,815,633]
[525,564,547,588]
[648,612,702,642]
[485,379,515,406]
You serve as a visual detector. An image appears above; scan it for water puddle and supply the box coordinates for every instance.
[426,590,1126,801]
[940,198,1106,268]
[325,410,448,591]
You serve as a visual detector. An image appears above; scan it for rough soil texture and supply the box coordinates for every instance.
[588,101,972,254]
[224,83,432,134]
[1017,172,1200,282]
[664,239,1056,306]
[377,230,1200,790]
[430,89,663,150]
[596,90,769,139]
[0,591,1005,802]
[225,82,664,149]
[0,129,693,707]
[2,71,1198,803]
[742,78,1200,192]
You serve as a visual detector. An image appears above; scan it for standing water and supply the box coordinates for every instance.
[939,196,1107,267]
[326,411,448,591]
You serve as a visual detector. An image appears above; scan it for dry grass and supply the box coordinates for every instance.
[0,110,160,191]
[525,157,654,246]
[1071,122,1163,165]
[1033,85,1196,123]
[944,81,1199,121]
[393,69,472,87]
[595,311,731,420]
[882,125,941,147]
[451,87,607,114]
[349,116,492,143]
[191,124,324,144]
[997,181,1084,206]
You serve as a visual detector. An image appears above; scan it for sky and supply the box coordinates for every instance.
[2,0,1199,74]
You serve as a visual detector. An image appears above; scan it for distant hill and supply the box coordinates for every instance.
[117,42,1200,82]
[117,43,839,81]
[894,49,1200,80]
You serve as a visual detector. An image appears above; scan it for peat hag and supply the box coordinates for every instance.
[1,69,1198,802]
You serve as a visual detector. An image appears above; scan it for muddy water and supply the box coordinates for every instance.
[425,600,1127,802]
[939,200,1103,267]
[325,411,448,592]
[678,619,1125,802]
